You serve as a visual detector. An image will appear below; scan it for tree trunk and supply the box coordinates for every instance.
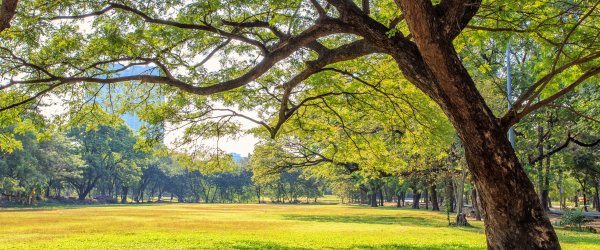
[360,188,366,204]
[78,183,94,200]
[430,184,439,211]
[594,185,599,212]
[455,212,469,227]
[0,0,19,32]
[455,167,466,215]
[78,190,89,200]
[378,188,384,206]
[394,2,560,247]
[45,183,51,198]
[401,191,405,207]
[461,129,558,248]
[424,183,429,210]
[541,116,553,211]
[370,189,378,207]
[121,186,128,204]
[557,169,565,210]
[256,185,261,204]
[396,194,401,208]
[157,187,163,202]
[446,178,454,213]
[471,188,481,221]
[412,190,420,209]
[454,167,468,226]
[537,125,545,207]
[583,192,588,212]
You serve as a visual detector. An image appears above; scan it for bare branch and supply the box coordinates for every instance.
[268,40,378,137]
[549,104,600,124]
[515,66,600,123]
[0,82,63,112]
[51,2,269,54]
[529,134,600,164]
[504,51,600,124]
[551,1,599,71]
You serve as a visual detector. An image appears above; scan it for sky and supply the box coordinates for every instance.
[38,65,259,156]
[118,66,260,156]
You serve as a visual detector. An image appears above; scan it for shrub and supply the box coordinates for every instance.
[560,210,593,231]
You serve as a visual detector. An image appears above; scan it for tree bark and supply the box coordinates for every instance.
[456,120,558,248]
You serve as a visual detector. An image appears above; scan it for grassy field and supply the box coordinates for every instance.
[0,203,598,249]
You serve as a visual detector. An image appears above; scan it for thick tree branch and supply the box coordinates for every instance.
[309,0,327,18]
[435,0,482,40]
[0,0,18,32]
[1,18,349,114]
[551,1,599,71]
[269,39,378,138]
[529,134,600,164]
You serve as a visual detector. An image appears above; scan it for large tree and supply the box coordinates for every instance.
[1,0,599,248]
[66,119,140,200]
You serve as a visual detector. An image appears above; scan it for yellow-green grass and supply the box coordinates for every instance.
[0,204,597,249]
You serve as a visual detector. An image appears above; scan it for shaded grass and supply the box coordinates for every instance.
[0,204,597,249]
[282,214,442,227]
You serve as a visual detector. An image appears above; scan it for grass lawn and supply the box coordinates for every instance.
[0,203,597,249]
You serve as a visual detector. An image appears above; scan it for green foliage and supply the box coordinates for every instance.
[560,210,592,229]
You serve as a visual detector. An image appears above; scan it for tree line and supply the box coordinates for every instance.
[0,119,327,205]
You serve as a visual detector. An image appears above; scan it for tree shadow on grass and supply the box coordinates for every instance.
[347,243,484,250]
[282,214,443,227]
[215,240,311,249]
[216,240,482,250]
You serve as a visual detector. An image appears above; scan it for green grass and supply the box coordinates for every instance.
[0,203,597,249]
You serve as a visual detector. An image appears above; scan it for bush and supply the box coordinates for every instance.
[560,210,592,231]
